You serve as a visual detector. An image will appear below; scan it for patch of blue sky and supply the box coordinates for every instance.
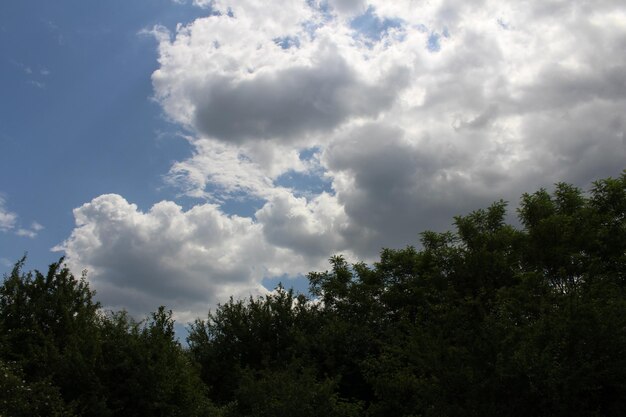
[180,183,267,218]
[307,0,332,18]
[299,146,321,161]
[262,273,312,296]
[427,32,441,52]
[350,6,404,43]
[301,1,333,41]
[411,23,448,52]
[0,0,207,273]
[274,170,333,198]
[273,146,333,197]
[218,192,267,218]
[273,36,301,50]
[414,23,428,33]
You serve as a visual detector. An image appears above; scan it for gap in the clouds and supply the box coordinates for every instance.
[204,186,267,219]
[301,1,332,40]
[169,191,266,219]
[412,24,448,53]
[273,36,301,49]
[427,32,441,52]
[274,147,333,196]
[350,6,404,42]
[427,27,450,52]
[219,195,266,219]
[262,274,311,296]
[299,146,320,161]
[274,171,333,196]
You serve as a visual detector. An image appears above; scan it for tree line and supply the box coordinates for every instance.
[1,172,625,416]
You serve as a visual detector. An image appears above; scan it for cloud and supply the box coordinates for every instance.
[328,0,368,17]
[56,194,337,321]
[156,0,626,274]
[256,189,350,260]
[189,51,399,143]
[0,196,17,232]
[61,0,626,320]
[151,7,410,145]
[322,122,514,256]
[57,195,267,320]
[0,197,44,238]
[165,137,277,200]
[16,222,44,239]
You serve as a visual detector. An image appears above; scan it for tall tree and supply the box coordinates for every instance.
[0,258,105,415]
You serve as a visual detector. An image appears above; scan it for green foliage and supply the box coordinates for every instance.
[98,308,216,417]
[0,258,105,415]
[187,287,318,405]
[229,363,362,417]
[0,260,217,416]
[189,171,626,416]
[2,171,625,416]
[0,359,70,417]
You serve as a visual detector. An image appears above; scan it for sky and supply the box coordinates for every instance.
[1,0,625,323]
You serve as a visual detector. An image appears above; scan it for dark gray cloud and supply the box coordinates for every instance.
[324,123,497,255]
[192,53,405,143]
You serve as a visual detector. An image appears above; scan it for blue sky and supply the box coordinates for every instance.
[1,0,625,323]
[1,1,201,268]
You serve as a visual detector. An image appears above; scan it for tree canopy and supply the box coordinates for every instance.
[1,172,625,416]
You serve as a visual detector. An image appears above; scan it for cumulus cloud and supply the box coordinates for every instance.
[151,6,410,145]
[158,0,625,240]
[256,189,350,259]
[61,0,626,319]
[57,194,338,321]
[57,195,268,320]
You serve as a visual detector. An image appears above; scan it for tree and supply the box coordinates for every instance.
[188,287,317,405]
[3,171,624,416]
[0,359,70,417]
[0,257,106,415]
[0,260,218,417]
[98,307,218,417]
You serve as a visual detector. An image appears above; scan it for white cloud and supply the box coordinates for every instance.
[57,195,266,320]
[159,0,625,239]
[0,197,44,238]
[256,189,351,259]
[165,137,280,200]
[0,196,17,232]
[61,0,626,319]
[57,194,336,321]
[16,229,37,238]
[15,222,44,239]
[151,7,410,146]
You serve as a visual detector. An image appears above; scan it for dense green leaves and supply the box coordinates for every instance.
[0,258,106,415]
[0,260,215,416]
[1,171,625,415]
[189,172,625,416]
